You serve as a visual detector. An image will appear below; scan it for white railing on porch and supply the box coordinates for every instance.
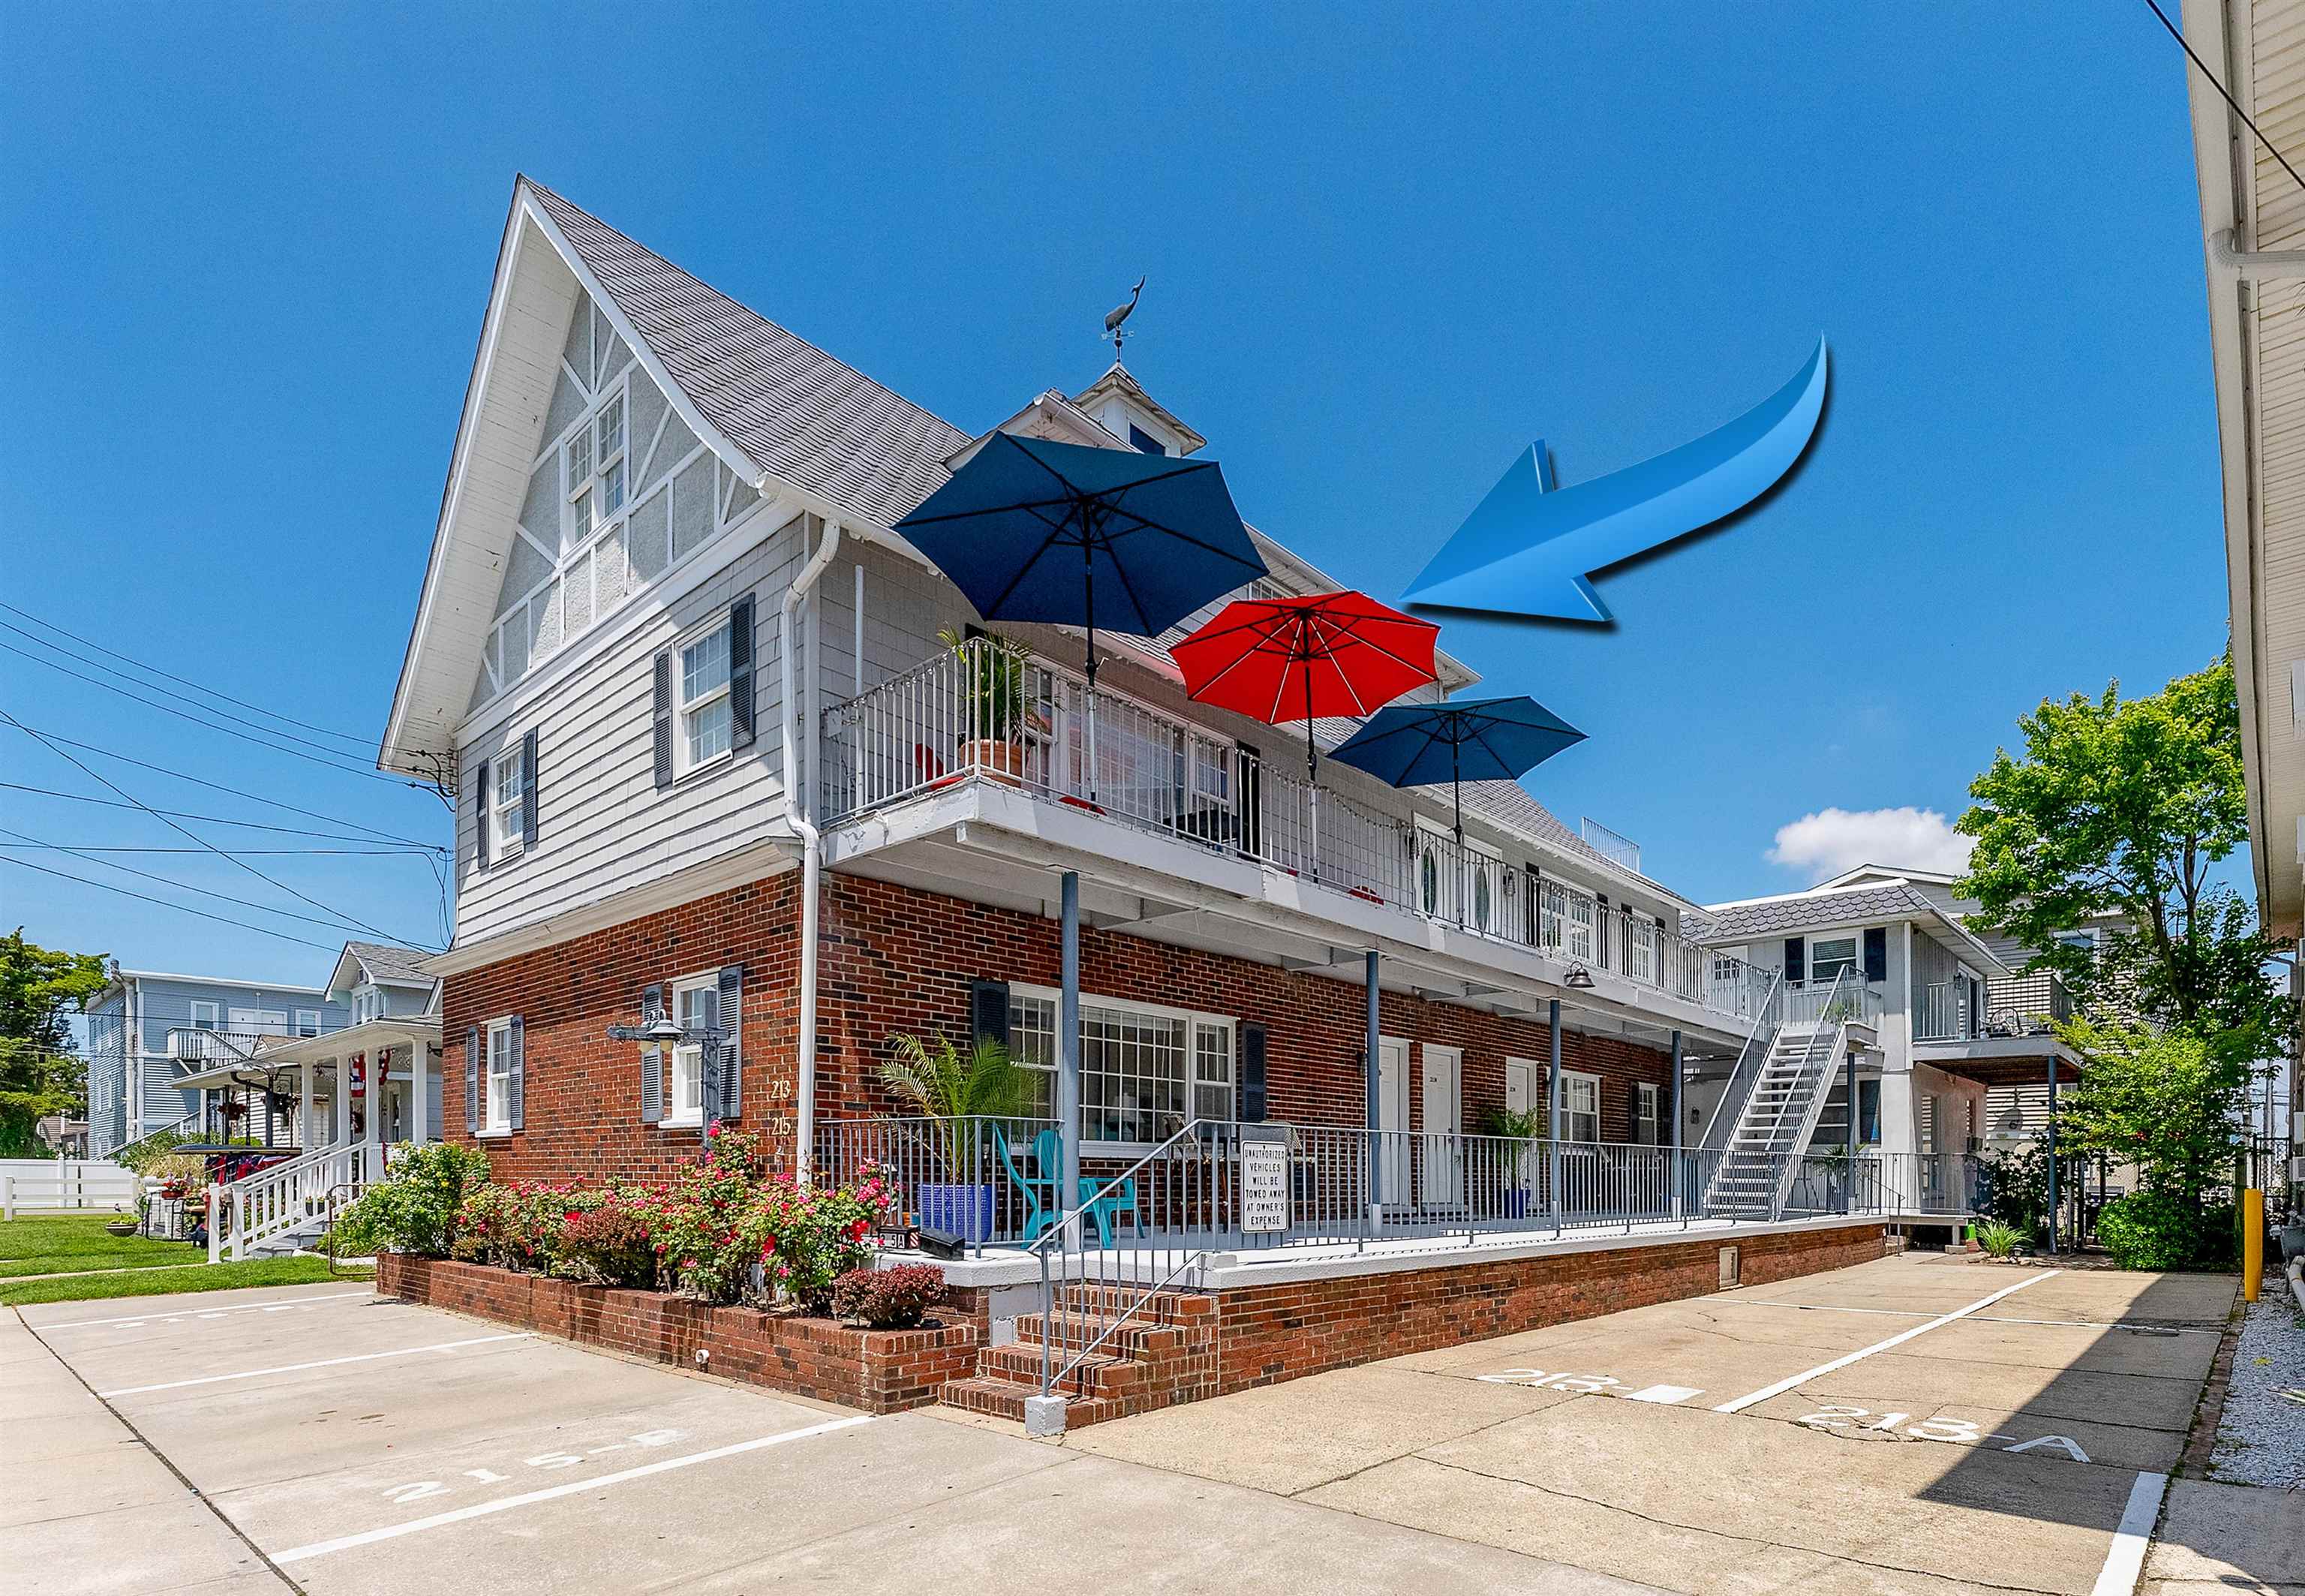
[210,1141,385,1262]
[822,637,1770,1025]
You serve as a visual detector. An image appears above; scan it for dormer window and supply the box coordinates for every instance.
[1128,424,1166,456]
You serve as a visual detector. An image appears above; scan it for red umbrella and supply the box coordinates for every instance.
[1171,591,1440,780]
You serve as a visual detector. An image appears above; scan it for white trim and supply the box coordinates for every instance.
[671,604,737,783]
[1558,1068,1601,1142]
[483,1015,516,1133]
[665,971,716,1126]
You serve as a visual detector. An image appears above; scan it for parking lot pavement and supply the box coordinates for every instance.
[14,1281,1651,1594]
[1062,1252,2248,1596]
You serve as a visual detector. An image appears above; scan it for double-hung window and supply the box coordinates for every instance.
[295,1009,321,1038]
[677,621,733,777]
[494,738,530,859]
[484,1017,516,1133]
[189,1000,220,1032]
[566,391,627,546]
[1560,1071,1601,1143]
[1807,934,1859,985]
[666,974,716,1125]
[1008,988,1235,1143]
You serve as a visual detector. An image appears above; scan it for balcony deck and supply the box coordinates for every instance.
[818,638,1766,1045]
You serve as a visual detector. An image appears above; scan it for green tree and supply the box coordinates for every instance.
[1955,654,2288,1057]
[0,930,110,1157]
[2050,1017,2244,1209]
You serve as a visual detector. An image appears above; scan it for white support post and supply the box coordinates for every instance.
[412,1044,430,1146]
[207,1182,223,1264]
[299,1060,314,1152]
[2,1175,14,1222]
[371,1053,388,1148]
[335,1057,351,1150]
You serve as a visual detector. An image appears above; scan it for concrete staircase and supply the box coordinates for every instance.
[940,1283,1219,1429]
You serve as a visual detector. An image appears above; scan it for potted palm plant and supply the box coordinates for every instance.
[879,1031,1031,1243]
[939,627,1038,785]
[1480,1104,1545,1219]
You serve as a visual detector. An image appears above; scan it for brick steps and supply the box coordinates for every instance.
[937,1286,1219,1430]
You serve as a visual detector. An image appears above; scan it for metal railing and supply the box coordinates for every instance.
[1982,970,2070,1036]
[814,1114,1060,1255]
[821,636,1769,1024]
[1914,981,1976,1041]
[166,1027,270,1066]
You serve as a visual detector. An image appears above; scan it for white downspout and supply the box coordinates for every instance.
[779,500,840,1183]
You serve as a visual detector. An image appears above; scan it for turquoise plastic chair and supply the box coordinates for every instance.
[1077,1174,1140,1247]
[991,1123,1060,1240]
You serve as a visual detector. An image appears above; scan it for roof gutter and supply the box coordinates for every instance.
[2207,228,2305,279]
[778,500,840,1183]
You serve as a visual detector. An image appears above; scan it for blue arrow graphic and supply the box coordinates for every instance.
[1405,338,1829,622]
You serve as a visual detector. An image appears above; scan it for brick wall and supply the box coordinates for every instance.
[443,870,1675,1184]
[377,1253,985,1413]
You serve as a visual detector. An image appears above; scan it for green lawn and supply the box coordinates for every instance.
[0,1254,368,1306]
[0,1213,207,1278]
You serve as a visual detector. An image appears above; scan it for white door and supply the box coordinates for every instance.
[1376,1037,1411,1204]
[228,1006,287,1035]
[1505,1058,1539,1198]
[1421,1044,1462,1207]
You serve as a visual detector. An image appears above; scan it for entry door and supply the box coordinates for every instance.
[1505,1059,1539,1197]
[1421,1044,1463,1207]
[1376,1038,1411,1203]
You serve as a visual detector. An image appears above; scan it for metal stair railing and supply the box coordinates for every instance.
[1696,969,1787,1155]
[1758,968,1860,1214]
[1699,967,1856,1216]
[1025,1121,1219,1403]
[211,1140,386,1262]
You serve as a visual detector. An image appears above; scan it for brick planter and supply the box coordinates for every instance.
[376,1254,981,1413]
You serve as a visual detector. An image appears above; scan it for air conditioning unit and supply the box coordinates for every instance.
[2289,1154,2305,1183]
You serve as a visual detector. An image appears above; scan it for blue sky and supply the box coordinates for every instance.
[0,3,2231,984]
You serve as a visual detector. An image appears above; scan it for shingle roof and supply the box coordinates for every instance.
[344,942,436,987]
[527,181,972,528]
[1684,882,2011,975]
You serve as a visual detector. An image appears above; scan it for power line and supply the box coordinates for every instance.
[0,855,341,954]
[0,843,428,855]
[2142,0,2305,199]
[0,610,374,750]
[2,711,424,948]
[0,828,419,940]
[0,638,422,786]
[0,731,448,850]
[1,783,446,850]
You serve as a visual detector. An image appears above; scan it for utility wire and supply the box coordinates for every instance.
[3,781,446,851]
[2,711,429,948]
[2143,0,2305,199]
[0,639,421,786]
[0,828,408,939]
[0,856,341,953]
[0,600,376,747]
[0,843,427,855]
[0,732,447,850]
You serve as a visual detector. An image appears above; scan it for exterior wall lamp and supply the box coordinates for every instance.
[1564,965,1596,990]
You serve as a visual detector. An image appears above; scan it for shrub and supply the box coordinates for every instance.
[753,1175,896,1312]
[2096,1189,2236,1271]
[555,1189,659,1287]
[335,1142,494,1257]
[832,1264,946,1329]
[1973,1219,2024,1259]
[115,1128,190,1175]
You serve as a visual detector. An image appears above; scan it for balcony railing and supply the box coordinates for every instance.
[815,1111,1977,1255]
[822,637,1769,1024]
[164,1028,269,1066]
[1982,969,2070,1036]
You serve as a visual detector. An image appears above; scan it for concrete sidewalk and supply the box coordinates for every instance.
[0,1310,287,1594]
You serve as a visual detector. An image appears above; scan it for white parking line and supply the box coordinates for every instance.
[2089,1471,2168,1596]
[37,1290,374,1331]
[273,1416,876,1564]
[1711,1298,2219,1335]
[97,1333,530,1397]
[1712,1273,2056,1414]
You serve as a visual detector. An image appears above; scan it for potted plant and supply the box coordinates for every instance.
[879,1030,1030,1243]
[1480,1104,1545,1218]
[939,627,1038,785]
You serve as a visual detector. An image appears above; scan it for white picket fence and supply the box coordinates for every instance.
[0,1158,142,1216]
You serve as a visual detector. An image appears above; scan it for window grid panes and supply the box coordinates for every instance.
[1561,1075,1600,1142]
[1009,993,1234,1142]
[1808,936,1858,984]
[485,1021,514,1131]
[678,623,732,774]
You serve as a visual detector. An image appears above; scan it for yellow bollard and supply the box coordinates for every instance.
[2242,1188,2263,1303]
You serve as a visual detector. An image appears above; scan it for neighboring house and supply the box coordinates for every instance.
[379,178,1778,1191]
[84,970,347,1156]
[1812,864,2127,1159]
[1684,873,2084,1220]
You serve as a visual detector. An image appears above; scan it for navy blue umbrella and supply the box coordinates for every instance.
[894,433,1267,796]
[1328,696,1587,846]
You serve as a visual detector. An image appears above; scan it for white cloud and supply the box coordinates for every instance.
[1766,807,1973,885]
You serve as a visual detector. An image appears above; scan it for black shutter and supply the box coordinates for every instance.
[464,1025,479,1134]
[507,1016,524,1131]
[969,981,1011,1048]
[473,759,491,873]
[1239,1023,1267,1123]
[639,983,663,1125]
[716,964,743,1120]
[652,650,675,790]
[729,596,756,751]
[520,731,539,848]
[1784,937,1805,986]
[1862,927,1887,984]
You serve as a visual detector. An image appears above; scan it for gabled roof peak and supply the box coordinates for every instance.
[1070,361,1207,455]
